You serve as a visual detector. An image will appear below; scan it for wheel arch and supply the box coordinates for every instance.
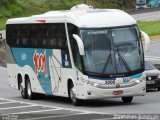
[17,73,23,90]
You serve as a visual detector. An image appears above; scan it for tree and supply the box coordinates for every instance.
[0,0,17,7]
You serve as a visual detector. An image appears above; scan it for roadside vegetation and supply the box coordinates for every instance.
[0,0,160,36]
[0,0,126,30]
[0,0,49,30]
[138,21,160,36]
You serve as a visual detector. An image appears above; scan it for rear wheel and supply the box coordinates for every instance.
[27,79,36,100]
[69,82,81,106]
[121,96,133,103]
[20,83,28,99]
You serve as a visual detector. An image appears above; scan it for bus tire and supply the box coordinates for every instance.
[69,82,81,106]
[20,83,28,99]
[26,79,36,100]
[121,96,133,103]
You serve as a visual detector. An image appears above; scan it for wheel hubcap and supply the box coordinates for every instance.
[70,87,76,102]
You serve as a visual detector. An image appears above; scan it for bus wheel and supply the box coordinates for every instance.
[69,83,80,106]
[20,83,28,99]
[121,96,133,103]
[27,79,36,100]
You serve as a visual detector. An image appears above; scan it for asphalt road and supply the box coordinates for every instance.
[0,40,160,119]
[0,59,160,120]
[145,39,160,64]
[132,11,160,21]
[1,11,160,120]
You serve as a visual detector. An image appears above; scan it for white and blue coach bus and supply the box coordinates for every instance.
[6,4,150,105]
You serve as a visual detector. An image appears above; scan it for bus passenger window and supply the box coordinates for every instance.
[29,26,38,47]
[21,25,29,47]
[47,26,57,48]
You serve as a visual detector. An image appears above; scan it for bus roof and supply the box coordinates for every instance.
[6,4,136,28]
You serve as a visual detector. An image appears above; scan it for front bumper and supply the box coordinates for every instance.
[79,80,146,100]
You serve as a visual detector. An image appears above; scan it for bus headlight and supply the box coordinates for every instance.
[90,82,99,87]
[135,80,141,84]
[82,79,100,87]
[134,79,143,84]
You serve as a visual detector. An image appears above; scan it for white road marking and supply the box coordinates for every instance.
[0,67,6,70]
[12,108,62,115]
[0,101,16,104]
[20,113,89,120]
[0,97,107,115]
[0,105,37,110]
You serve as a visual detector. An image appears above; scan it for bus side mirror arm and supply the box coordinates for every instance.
[72,34,85,55]
[141,31,150,52]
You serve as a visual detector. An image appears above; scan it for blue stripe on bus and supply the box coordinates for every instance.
[131,73,142,79]
[11,48,71,95]
[11,48,53,95]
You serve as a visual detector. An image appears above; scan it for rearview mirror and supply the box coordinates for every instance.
[72,34,85,55]
[141,31,150,52]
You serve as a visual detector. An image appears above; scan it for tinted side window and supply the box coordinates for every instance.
[21,25,29,47]
[45,24,59,48]
[6,23,68,49]
[6,25,20,47]
[28,25,39,47]
[47,24,67,49]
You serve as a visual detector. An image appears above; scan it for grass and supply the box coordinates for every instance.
[0,8,48,30]
[0,18,7,30]
[1,0,160,35]
[0,0,49,30]
[138,21,160,36]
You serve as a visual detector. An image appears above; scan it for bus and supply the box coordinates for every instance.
[6,4,150,106]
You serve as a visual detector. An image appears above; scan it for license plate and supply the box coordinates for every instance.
[113,90,123,95]
[146,80,155,84]
[105,80,115,85]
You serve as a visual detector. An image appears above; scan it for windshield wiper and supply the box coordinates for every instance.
[102,54,111,73]
[102,48,112,73]
[116,45,131,73]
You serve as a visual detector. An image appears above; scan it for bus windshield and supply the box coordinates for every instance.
[80,26,144,77]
